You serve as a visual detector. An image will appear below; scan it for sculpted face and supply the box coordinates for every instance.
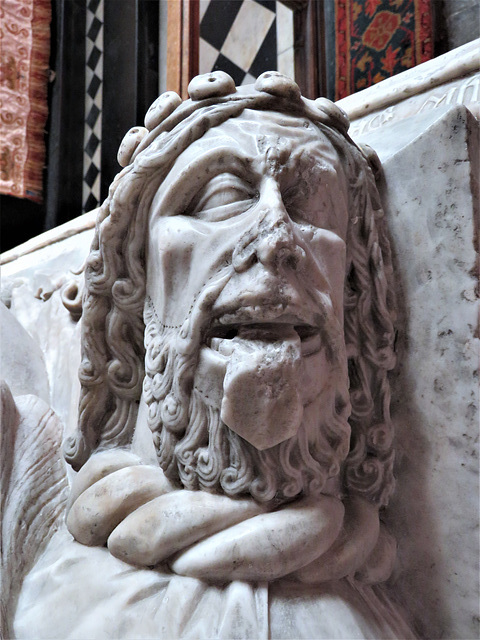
[144,109,352,500]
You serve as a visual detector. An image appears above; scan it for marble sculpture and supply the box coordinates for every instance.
[4,71,418,639]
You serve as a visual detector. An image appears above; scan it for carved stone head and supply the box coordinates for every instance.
[65,72,396,508]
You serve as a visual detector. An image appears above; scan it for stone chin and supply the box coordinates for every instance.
[143,288,351,504]
[202,307,339,451]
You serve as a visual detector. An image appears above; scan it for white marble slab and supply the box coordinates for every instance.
[356,105,479,640]
[2,226,95,449]
[338,38,479,121]
[349,69,480,138]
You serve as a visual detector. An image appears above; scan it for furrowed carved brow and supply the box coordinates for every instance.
[155,153,255,219]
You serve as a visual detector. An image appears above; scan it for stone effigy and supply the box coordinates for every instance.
[4,69,473,639]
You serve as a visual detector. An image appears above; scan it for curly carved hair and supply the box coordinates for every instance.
[64,76,397,507]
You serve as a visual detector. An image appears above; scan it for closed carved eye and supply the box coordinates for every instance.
[188,173,258,222]
[281,185,311,225]
[282,183,331,229]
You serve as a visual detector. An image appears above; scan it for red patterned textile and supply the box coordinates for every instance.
[335,0,433,100]
[0,0,51,202]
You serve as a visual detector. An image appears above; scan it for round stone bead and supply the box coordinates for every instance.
[187,71,236,101]
[117,126,148,167]
[144,91,182,130]
[314,98,350,134]
[254,71,301,100]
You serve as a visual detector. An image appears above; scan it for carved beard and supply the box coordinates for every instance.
[143,302,351,504]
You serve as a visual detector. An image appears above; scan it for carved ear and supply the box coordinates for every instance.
[357,143,382,181]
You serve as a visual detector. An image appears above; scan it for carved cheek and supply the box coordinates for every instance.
[147,217,244,325]
[305,229,347,323]
[147,218,202,324]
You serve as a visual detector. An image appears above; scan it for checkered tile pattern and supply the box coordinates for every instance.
[83,0,104,212]
[199,0,280,85]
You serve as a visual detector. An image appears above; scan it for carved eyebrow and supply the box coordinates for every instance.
[154,150,255,218]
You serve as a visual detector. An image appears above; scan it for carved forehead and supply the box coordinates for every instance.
[180,109,337,164]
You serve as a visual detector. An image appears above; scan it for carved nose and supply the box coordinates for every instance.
[233,200,306,272]
[255,217,304,268]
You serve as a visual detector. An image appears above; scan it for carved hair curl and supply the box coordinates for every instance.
[64,88,396,506]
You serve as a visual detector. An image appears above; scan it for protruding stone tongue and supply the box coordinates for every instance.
[219,325,303,450]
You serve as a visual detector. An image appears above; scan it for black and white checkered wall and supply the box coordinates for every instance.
[81,0,294,214]
[199,0,294,85]
[83,0,104,212]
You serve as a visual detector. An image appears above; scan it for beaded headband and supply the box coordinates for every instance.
[116,71,351,169]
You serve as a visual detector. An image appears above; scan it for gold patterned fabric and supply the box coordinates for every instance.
[0,0,50,202]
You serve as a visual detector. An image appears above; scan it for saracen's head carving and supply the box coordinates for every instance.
[65,71,396,509]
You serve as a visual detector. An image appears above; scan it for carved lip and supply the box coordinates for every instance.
[211,301,317,326]
[206,305,321,357]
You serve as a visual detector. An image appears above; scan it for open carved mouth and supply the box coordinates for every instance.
[206,320,321,358]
